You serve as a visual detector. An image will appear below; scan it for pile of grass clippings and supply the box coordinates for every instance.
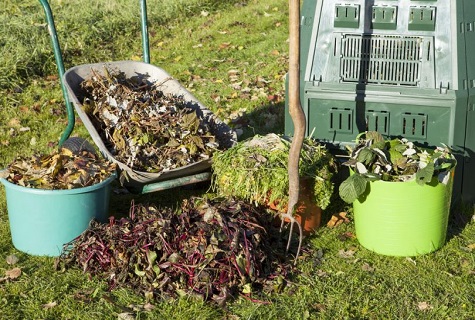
[80,68,221,173]
[60,198,298,305]
[211,133,337,210]
[0,148,116,190]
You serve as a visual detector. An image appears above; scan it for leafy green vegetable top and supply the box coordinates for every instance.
[338,131,456,204]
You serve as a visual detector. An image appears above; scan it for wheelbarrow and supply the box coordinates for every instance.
[39,0,236,194]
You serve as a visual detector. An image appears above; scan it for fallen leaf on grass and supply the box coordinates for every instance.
[8,118,21,128]
[219,42,231,49]
[361,262,375,272]
[6,254,19,265]
[465,243,475,251]
[42,301,57,309]
[316,269,328,278]
[338,249,356,259]
[118,312,135,320]
[127,302,155,312]
[327,212,350,228]
[0,267,22,283]
[312,303,326,312]
[19,106,29,113]
[143,303,155,312]
[417,301,433,311]
[46,74,58,81]
[338,232,356,241]
[5,267,21,279]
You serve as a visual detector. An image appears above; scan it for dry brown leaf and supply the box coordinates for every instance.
[143,303,155,312]
[361,262,375,272]
[42,301,57,309]
[338,249,356,259]
[417,301,433,311]
[118,312,135,320]
[312,303,326,312]
[6,254,19,265]
[46,74,58,81]
[8,118,21,128]
[327,212,349,228]
[5,267,21,279]
[338,232,356,241]
[19,106,29,113]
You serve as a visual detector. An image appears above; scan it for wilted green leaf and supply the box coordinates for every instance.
[416,162,435,186]
[366,131,385,149]
[357,148,375,165]
[134,264,146,277]
[389,149,403,164]
[339,173,368,203]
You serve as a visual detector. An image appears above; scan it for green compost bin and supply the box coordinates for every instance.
[286,0,475,203]
[353,172,454,257]
[0,174,115,257]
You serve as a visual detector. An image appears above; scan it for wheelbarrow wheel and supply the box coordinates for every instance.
[61,137,97,156]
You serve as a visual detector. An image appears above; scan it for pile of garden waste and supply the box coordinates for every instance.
[0,148,116,190]
[80,68,221,173]
[60,198,299,305]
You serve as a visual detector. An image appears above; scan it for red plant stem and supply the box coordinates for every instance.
[230,253,245,278]
[242,230,251,275]
[239,294,272,305]
[157,233,173,254]
[235,218,266,233]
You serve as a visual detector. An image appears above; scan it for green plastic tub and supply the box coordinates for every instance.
[0,174,115,257]
[353,172,454,256]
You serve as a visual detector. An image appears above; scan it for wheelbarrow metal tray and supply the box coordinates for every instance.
[63,60,236,188]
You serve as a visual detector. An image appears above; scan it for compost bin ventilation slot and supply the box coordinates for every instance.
[340,35,422,86]
[329,108,353,133]
[366,110,389,135]
[402,113,427,139]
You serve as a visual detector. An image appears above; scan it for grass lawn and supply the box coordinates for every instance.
[0,0,474,319]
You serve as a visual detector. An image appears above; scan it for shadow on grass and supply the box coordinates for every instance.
[447,200,474,240]
[107,179,211,218]
[239,101,285,141]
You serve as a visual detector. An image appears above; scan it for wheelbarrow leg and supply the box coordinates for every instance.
[38,0,75,147]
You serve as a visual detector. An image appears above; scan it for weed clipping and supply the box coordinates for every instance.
[59,198,298,305]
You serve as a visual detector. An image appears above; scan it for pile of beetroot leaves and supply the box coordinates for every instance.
[60,198,301,305]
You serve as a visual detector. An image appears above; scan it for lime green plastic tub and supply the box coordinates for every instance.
[0,174,115,257]
[353,173,453,257]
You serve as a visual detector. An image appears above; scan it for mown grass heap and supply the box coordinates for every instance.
[80,68,220,173]
[60,198,298,305]
[211,133,337,211]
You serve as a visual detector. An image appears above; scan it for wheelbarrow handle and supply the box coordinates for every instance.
[38,0,151,146]
[141,0,150,64]
[38,0,75,147]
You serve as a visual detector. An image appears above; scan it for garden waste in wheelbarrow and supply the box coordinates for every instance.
[63,61,236,192]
